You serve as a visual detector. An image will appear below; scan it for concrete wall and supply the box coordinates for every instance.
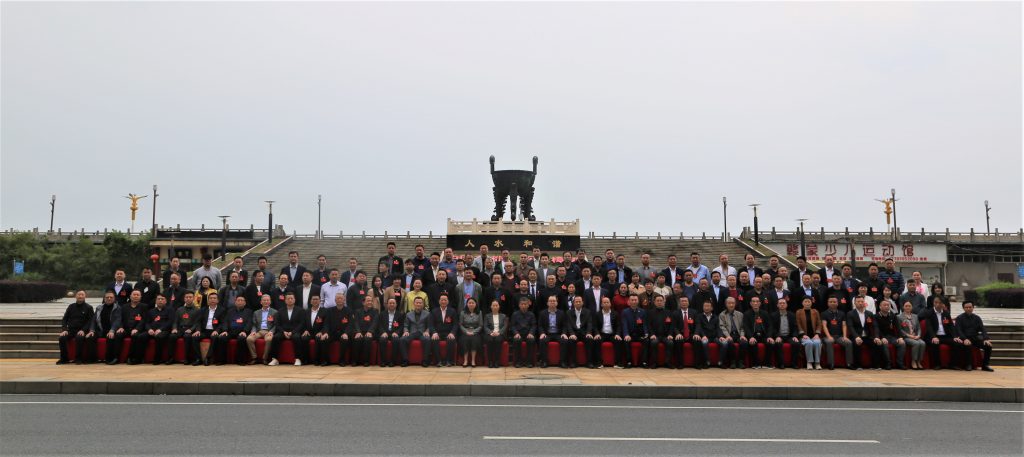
[947,262,1021,291]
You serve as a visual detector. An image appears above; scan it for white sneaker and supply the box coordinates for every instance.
[268,358,279,366]
[814,363,822,370]
[807,363,813,370]
[294,359,302,366]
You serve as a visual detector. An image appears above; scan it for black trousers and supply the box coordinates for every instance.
[58,328,87,361]
[83,333,112,362]
[377,333,401,366]
[769,337,801,368]
[127,331,149,362]
[564,332,588,366]
[432,333,457,364]
[928,336,966,368]
[624,334,647,366]
[351,334,374,365]
[747,335,768,366]
[648,336,675,367]
[718,339,748,366]
[850,337,880,369]
[269,331,306,362]
[146,331,172,362]
[220,331,248,363]
[538,333,563,364]
[674,336,707,367]
[965,337,992,367]
[591,333,623,366]
[483,334,504,365]
[169,332,198,362]
[510,334,536,365]
[195,330,222,362]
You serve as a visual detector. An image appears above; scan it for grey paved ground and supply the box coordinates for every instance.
[1,395,1021,456]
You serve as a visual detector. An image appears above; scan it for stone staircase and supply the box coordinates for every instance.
[237,236,762,277]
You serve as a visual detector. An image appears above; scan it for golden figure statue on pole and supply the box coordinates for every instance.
[125,193,147,232]
[875,197,896,230]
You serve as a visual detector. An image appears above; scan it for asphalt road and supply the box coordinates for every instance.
[1,395,1021,456]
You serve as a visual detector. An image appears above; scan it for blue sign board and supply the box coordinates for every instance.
[12,260,25,276]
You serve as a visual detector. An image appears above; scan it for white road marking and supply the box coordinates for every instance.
[0,400,1020,414]
[483,436,880,444]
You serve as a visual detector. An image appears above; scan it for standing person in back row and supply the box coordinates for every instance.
[379,242,404,276]
[57,290,94,365]
[878,258,904,302]
[280,251,308,288]
[190,254,223,290]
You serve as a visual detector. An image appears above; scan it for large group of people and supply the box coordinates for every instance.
[56,244,994,372]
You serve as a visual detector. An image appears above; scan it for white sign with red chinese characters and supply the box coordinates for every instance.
[764,242,947,263]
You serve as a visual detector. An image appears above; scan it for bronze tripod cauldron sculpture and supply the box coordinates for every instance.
[490,155,537,222]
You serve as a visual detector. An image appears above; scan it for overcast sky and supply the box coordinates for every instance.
[2,1,1021,236]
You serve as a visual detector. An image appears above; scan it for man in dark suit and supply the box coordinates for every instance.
[270,273,294,312]
[537,274,565,312]
[108,269,132,305]
[163,272,187,309]
[250,256,275,289]
[661,255,685,289]
[744,276,772,313]
[694,299,719,368]
[564,296,594,368]
[339,258,361,286]
[671,298,700,369]
[822,274,852,312]
[272,292,307,366]
[162,257,190,287]
[295,271,322,311]
[591,296,622,367]
[280,251,308,288]
[765,276,791,314]
[742,297,773,369]
[793,273,823,312]
[376,297,405,367]
[789,256,811,288]
[310,254,330,285]
[645,295,675,369]
[351,299,379,367]
[693,278,719,316]
[768,298,800,369]
[620,294,648,368]
[738,254,764,289]
[583,281,609,315]
[134,268,159,306]
[845,296,882,370]
[192,292,226,366]
[226,256,250,288]
[430,296,459,367]
[221,295,253,365]
[920,299,966,370]
[537,296,567,368]
[143,295,174,365]
[378,242,403,276]
[303,296,331,366]
[510,298,537,368]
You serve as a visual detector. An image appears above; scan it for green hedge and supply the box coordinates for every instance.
[0,280,68,303]
[964,282,1024,308]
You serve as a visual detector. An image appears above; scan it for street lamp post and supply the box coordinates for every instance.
[749,203,761,245]
[317,194,322,240]
[151,185,158,236]
[265,200,275,243]
[796,218,808,257]
[984,200,991,234]
[890,188,898,241]
[218,216,231,261]
[722,197,728,240]
[48,194,55,233]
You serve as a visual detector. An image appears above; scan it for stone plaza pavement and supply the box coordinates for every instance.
[1,360,1021,402]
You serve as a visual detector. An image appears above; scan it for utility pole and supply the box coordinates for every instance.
[749,203,761,245]
[218,216,231,261]
[985,200,991,234]
[265,201,275,243]
[317,194,322,240]
[49,195,56,233]
[796,218,808,257]
[151,184,159,236]
[722,197,728,240]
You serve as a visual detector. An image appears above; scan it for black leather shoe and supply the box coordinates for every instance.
[982,366,994,372]
[56,360,68,365]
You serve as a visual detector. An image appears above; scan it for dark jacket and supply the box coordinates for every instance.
[564,307,594,335]
[193,305,227,333]
[645,306,673,338]
[92,301,122,335]
[769,311,798,339]
[955,313,988,340]
[377,309,405,336]
[620,307,647,338]
[121,303,149,333]
[537,309,566,335]
[510,310,536,337]
[743,308,773,339]
[845,310,878,339]
[61,301,94,332]
[134,280,160,306]
[695,312,719,339]
[276,306,305,334]
[146,305,175,332]
[430,306,459,335]
[280,264,309,288]
[353,307,379,334]
[224,307,252,334]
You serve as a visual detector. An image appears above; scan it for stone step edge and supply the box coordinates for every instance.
[0,381,1020,403]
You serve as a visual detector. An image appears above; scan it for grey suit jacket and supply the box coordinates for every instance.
[718,310,746,339]
[91,302,122,334]
[455,281,483,312]
[483,312,508,337]
[404,310,432,334]
[250,307,279,334]
[897,312,921,338]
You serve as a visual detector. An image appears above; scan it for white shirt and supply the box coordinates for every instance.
[301,285,313,310]
[320,282,347,308]
[601,311,613,334]
[310,307,319,327]
[205,306,217,330]
[492,314,500,330]
[574,308,583,328]
[857,310,866,336]
[823,267,837,280]
[712,266,737,287]
[286,307,294,321]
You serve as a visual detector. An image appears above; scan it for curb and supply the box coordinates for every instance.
[1,381,1020,403]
